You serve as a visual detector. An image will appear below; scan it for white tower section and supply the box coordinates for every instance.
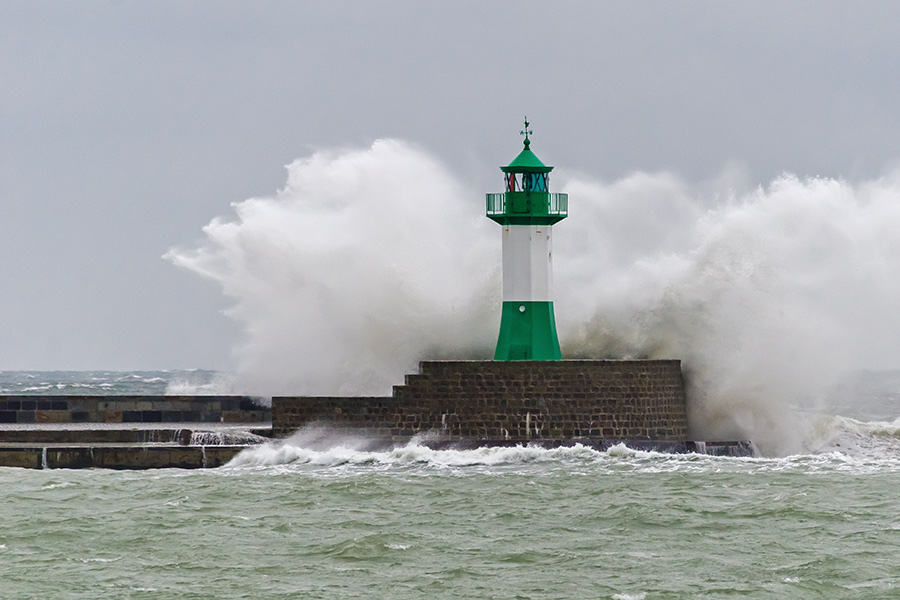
[502,225,552,302]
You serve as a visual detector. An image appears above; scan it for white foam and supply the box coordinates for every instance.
[219,425,900,474]
[166,139,497,398]
[164,371,236,396]
[801,413,900,461]
[557,172,900,456]
[225,429,610,469]
[80,557,122,563]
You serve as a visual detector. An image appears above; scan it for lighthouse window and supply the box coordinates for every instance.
[505,173,549,192]
[524,173,548,192]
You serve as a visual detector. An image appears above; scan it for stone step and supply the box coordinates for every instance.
[275,359,691,441]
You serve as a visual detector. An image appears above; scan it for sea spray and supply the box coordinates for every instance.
[166,139,498,397]
[558,171,900,455]
[168,140,900,456]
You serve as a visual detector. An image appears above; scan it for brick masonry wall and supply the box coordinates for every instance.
[272,360,689,441]
[0,396,271,425]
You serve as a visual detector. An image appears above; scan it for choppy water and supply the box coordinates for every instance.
[2,371,900,599]
[3,445,900,599]
[0,370,222,396]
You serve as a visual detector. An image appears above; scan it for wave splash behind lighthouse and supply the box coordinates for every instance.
[270,123,753,457]
[486,119,567,361]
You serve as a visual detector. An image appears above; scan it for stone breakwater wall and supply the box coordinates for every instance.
[272,360,690,441]
[0,396,271,425]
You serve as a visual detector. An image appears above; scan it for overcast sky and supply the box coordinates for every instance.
[3,1,900,371]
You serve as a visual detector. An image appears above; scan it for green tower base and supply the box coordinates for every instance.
[494,301,562,361]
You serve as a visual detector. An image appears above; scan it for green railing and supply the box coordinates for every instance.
[486,193,568,217]
[549,193,568,215]
[486,193,505,214]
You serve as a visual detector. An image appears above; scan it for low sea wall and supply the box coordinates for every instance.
[0,395,272,469]
[0,395,271,425]
[0,446,244,469]
[273,360,690,441]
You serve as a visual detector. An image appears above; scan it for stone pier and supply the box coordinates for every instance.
[0,396,273,469]
[273,360,691,442]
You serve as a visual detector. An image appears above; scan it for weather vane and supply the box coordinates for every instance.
[520,117,532,144]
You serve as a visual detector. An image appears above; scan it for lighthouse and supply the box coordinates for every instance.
[486,119,568,361]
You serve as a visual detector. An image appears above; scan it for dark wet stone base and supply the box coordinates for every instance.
[274,360,692,441]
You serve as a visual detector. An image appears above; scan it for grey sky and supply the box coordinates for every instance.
[2,1,900,370]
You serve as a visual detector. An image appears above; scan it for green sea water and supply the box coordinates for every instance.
[3,444,900,600]
[3,370,900,599]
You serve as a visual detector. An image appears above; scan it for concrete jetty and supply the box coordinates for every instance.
[0,396,273,469]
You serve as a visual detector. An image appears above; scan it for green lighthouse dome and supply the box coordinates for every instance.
[486,119,568,226]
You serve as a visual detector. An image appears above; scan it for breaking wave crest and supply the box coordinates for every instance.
[804,414,900,459]
[227,426,606,469]
[227,424,900,473]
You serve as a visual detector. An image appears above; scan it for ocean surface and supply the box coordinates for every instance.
[2,370,900,599]
[0,370,222,396]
